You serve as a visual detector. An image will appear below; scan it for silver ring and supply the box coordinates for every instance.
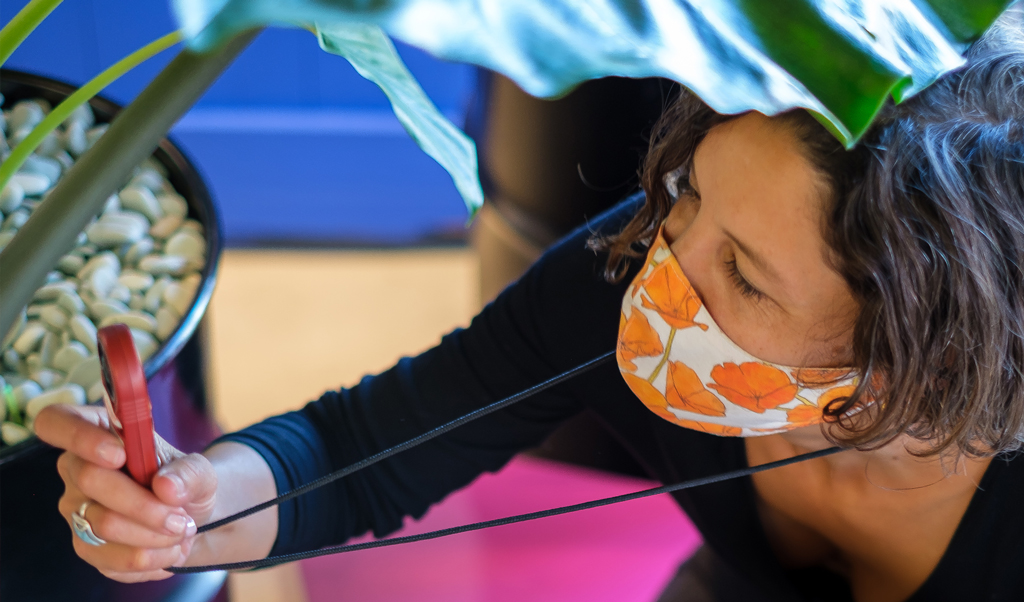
[72,501,107,546]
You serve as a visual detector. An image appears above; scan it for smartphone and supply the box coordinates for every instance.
[97,324,159,487]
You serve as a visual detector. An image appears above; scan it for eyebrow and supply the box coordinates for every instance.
[724,230,783,285]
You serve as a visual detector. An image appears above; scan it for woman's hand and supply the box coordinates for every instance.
[34,403,218,583]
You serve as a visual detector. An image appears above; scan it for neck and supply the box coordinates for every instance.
[775,425,991,492]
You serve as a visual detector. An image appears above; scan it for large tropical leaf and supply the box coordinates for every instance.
[316,23,483,215]
[171,0,1010,148]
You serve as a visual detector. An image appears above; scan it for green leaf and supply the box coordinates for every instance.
[0,31,183,193]
[0,0,64,67]
[171,0,1011,148]
[315,23,482,216]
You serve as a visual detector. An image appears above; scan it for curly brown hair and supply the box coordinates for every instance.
[594,11,1024,457]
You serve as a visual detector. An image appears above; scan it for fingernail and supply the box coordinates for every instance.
[164,473,184,498]
[97,442,123,465]
[185,516,197,537]
[165,514,187,535]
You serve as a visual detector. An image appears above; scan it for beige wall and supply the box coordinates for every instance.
[207,248,478,602]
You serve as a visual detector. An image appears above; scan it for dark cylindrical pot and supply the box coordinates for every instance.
[0,70,227,602]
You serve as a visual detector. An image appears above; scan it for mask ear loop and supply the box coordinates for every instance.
[196,351,617,534]
[166,350,844,573]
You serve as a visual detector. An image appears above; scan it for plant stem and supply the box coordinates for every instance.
[648,328,676,384]
[0,0,63,66]
[0,29,261,337]
[0,30,183,192]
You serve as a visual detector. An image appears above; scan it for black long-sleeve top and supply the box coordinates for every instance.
[220,195,1024,601]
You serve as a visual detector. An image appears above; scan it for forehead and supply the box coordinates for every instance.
[694,113,840,302]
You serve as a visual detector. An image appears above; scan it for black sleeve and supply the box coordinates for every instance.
[215,194,645,556]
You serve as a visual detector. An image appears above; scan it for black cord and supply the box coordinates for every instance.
[197,351,617,534]
[169,445,844,573]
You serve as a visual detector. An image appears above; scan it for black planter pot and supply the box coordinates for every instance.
[1,70,227,602]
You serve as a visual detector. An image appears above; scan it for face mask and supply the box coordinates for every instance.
[616,225,858,436]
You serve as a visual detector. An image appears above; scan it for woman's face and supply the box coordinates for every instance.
[664,112,859,368]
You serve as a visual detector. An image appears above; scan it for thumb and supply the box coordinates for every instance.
[151,452,218,524]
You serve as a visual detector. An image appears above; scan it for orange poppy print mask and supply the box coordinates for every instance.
[616,226,858,437]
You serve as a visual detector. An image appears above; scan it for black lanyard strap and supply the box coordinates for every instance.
[169,445,844,573]
[196,351,618,534]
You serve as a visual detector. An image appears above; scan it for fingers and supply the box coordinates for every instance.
[72,535,185,576]
[35,404,125,469]
[57,452,193,538]
[152,453,218,516]
[58,493,195,549]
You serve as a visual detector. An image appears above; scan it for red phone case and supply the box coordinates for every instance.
[97,324,159,487]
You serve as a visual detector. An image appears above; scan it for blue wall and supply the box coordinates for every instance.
[1,0,478,245]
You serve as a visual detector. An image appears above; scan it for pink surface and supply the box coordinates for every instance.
[300,456,703,602]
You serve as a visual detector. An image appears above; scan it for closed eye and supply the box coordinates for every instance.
[725,258,767,302]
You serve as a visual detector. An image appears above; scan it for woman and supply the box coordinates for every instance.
[36,13,1024,601]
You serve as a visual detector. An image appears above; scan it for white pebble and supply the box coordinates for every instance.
[12,323,46,355]
[108,284,131,304]
[57,253,85,275]
[129,169,164,192]
[149,214,182,239]
[35,131,62,157]
[57,290,86,314]
[87,380,104,403]
[155,306,178,341]
[180,219,203,234]
[124,237,154,265]
[119,186,163,223]
[144,277,171,313]
[84,267,118,299]
[61,120,88,156]
[9,101,44,131]
[53,342,90,373]
[2,422,32,445]
[65,356,100,390]
[39,305,69,331]
[86,214,147,246]
[40,331,60,367]
[77,251,120,280]
[33,281,77,302]
[165,230,205,264]
[3,349,20,372]
[131,329,159,361]
[2,209,29,231]
[25,384,86,420]
[118,270,154,292]
[129,293,145,311]
[88,299,129,322]
[10,173,50,196]
[11,380,42,407]
[51,149,74,171]
[100,311,157,334]
[102,193,120,215]
[156,192,188,218]
[85,124,108,148]
[25,353,42,374]
[139,254,188,276]
[21,154,61,183]
[31,369,61,389]
[162,283,193,316]
[68,314,98,354]
[0,181,24,213]
[63,103,95,129]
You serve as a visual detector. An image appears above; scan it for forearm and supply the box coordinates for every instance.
[185,441,278,566]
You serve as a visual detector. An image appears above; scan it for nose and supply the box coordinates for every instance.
[665,207,715,304]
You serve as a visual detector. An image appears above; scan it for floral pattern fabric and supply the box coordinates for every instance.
[616,227,858,436]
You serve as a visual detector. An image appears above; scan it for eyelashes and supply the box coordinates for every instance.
[724,258,767,302]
